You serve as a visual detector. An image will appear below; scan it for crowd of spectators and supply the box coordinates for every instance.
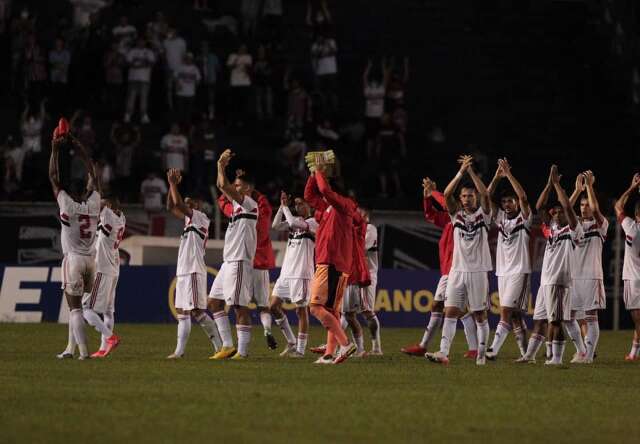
[0,0,413,207]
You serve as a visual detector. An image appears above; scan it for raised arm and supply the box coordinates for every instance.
[486,162,504,216]
[167,168,191,218]
[314,169,353,215]
[569,173,585,208]
[363,59,372,88]
[422,178,449,228]
[216,149,244,204]
[71,135,98,194]
[49,137,62,198]
[467,165,491,215]
[550,165,577,229]
[614,173,640,219]
[443,155,472,215]
[583,170,604,225]
[500,158,530,219]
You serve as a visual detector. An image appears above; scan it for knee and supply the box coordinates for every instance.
[309,304,323,318]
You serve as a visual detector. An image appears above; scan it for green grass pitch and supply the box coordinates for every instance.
[1,323,640,444]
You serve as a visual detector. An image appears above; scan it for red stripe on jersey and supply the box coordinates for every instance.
[60,213,69,221]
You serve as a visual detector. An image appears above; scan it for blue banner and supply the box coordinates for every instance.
[0,265,622,328]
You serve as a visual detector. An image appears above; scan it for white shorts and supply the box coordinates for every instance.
[543,284,571,322]
[624,280,640,310]
[572,279,606,312]
[360,277,377,312]
[497,274,530,311]
[251,268,270,308]
[82,272,118,314]
[61,254,95,297]
[272,277,311,307]
[342,284,362,313]
[208,261,254,307]
[434,275,448,302]
[533,286,547,320]
[444,271,489,312]
[175,272,207,310]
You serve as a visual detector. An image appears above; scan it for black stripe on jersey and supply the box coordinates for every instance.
[368,246,379,252]
[627,240,633,247]
[60,219,70,227]
[583,231,605,242]
[231,213,258,223]
[97,225,110,236]
[497,224,530,239]
[183,226,205,240]
[289,232,316,242]
[453,222,488,233]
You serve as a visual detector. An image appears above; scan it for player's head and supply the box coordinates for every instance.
[170,122,180,134]
[458,184,478,211]
[500,190,519,216]
[67,179,87,203]
[358,206,371,223]
[579,195,593,219]
[294,197,311,218]
[548,203,567,226]
[234,171,255,196]
[135,36,146,48]
[103,196,121,212]
[184,197,202,211]
[119,15,128,26]
[55,37,65,50]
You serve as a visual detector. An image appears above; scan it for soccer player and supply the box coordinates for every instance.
[485,158,532,360]
[165,168,222,359]
[214,169,277,351]
[426,155,493,366]
[304,156,359,364]
[51,132,101,360]
[568,170,608,363]
[360,208,383,355]
[83,196,126,358]
[401,177,479,358]
[207,149,259,359]
[341,205,372,357]
[614,173,640,361]
[271,191,318,357]
[536,165,585,365]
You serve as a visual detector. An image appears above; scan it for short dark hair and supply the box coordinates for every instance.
[236,171,255,186]
[67,179,85,198]
[500,190,517,201]
[459,182,476,194]
[634,200,640,216]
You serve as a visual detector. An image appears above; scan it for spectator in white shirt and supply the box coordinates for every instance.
[140,171,168,235]
[124,37,156,124]
[161,123,189,172]
[111,122,141,200]
[241,0,260,37]
[70,0,107,29]
[198,41,220,120]
[311,33,338,112]
[174,52,201,123]
[227,44,253,127]
[363,58,390,158]
[49,37,71,114]
[112,15,137,54]
[162,27,186,110]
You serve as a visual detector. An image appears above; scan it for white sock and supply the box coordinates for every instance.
[237,324,251,357]
[513,325,527,356]
[461,313,478,351]
[174,314,191,356]
[552,340,565,363]
[585,316,599,360]
[439,317,458,357]
[354,333,364,353]
[629,340,640,357]
[563,320,586,355]
[101,311,114,351]
[296,332,308,355]
[64,320,76,354]
[260,311,273,334]
[195,312,222,352]
[523,333,544,360]
[340,315,348,330]
[368,315,381,352]
[70,309,88,357]
[213,311,234,348]
[476,320,490,357]
[275,315,296,345]
[83,308,113,338]
[489,321,511,355]
[420,312,443,349]
[546,341,552,359]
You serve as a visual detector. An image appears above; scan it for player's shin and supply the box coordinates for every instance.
[460,313,478,351]
[194,311,222,352]
[174,314,192,357]
[70,308,88,358]
[563,319,586,355]
[421,312,443,349]
[83,308,113,338]
[439,317,458,357]
[213,310,234,348]
[585,314,599,361]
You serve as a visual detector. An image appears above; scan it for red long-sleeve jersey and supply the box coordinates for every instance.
[217,192,275,269]
[423,190,453,275]
[304,171,361,274]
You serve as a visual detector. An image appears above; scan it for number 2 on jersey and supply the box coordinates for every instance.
[78,215,91,239]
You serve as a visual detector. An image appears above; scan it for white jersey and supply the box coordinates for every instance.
[365,223,379,277]
[176,209,210,275]
[223,196,258,263]
[622,216,640,281]
[540,222,584,286]
[95,207,126,276]
[279,210,318,280]
[57,190,101,256]
[495,209,532,276]
[450,208,493,272]
[573,217,608,280]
